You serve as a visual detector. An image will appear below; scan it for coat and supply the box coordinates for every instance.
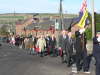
[49,37,56,48]
[58,35,69,53]
[74,36,83,55]
[37,38,46,52]
[93,37,100,63]
[66,37,73,56]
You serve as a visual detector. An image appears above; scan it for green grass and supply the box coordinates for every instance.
[0,16,24,19]
[95,13,100,31]
[38,13,77,18]
[96,23,100,31]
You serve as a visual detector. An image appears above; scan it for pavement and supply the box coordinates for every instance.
[0,43,95,75]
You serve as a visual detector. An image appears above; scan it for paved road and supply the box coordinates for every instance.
[0,43,95,75]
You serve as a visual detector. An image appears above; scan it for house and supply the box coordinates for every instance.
[16,16,86,36]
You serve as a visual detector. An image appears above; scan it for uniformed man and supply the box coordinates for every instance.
[93,31,100,75]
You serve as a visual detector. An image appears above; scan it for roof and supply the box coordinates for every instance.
[62,18,73,30]
[39,20,55,30]
[25,23,38,30]
[25,18,78,30]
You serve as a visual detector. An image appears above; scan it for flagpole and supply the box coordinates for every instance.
[91,0,95,38]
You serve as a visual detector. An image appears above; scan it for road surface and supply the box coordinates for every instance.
[0,43,95,75]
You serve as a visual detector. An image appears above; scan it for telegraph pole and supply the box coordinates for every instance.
[91,0,95,38]
[59,0,64,30]
[13,8,16,34]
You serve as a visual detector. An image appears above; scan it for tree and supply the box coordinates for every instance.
[85,12,92,40]
[0,25,9,35]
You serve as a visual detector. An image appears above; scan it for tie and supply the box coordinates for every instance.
[69,38,72,44]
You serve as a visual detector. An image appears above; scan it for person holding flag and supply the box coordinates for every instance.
[73,0,91,74]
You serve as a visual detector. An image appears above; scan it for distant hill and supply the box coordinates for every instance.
[0,13,77,19]
[0,13,77,27]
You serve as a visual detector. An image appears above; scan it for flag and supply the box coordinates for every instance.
[77,0,89,28]
[77,9,88,28]
[80,0,87,12]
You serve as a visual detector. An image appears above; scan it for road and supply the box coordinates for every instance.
[0,43,95,75]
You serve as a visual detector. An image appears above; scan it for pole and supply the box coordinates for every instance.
[13,8,16,34]
[59,0,63,30]
[91,0,95,38]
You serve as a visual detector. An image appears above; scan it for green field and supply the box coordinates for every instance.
[0,13,77,24]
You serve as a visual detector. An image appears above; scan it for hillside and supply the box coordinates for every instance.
[0,13,77,28]
[0,13,77,22]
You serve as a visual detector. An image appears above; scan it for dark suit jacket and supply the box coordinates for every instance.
[66,37,73,56]
[45,36,51,48]
[74,36,82,54]
[58,35,69,52]
[49,38,56,48]
[93,37,100,63]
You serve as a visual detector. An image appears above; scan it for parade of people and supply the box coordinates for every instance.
[0,0,99,75]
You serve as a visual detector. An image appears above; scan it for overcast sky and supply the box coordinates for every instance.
[0,0,100,14]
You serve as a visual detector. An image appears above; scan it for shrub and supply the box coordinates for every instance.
[85,27,92,40]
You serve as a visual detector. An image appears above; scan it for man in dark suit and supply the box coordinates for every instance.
[93,32,100,75]
[66,31,73,67]
[45,34,51,55]
[81,32,91,74]
[49,34,57,56]
[74,31,83,71]
[58,30,69,63]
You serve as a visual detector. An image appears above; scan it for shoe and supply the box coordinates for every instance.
[72,70,78,73]
[84,71,90,74]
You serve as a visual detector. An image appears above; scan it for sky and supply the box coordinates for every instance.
[0,0,100,14]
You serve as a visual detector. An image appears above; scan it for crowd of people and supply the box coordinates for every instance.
[7,33,58,57]
[3,29,100,75]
